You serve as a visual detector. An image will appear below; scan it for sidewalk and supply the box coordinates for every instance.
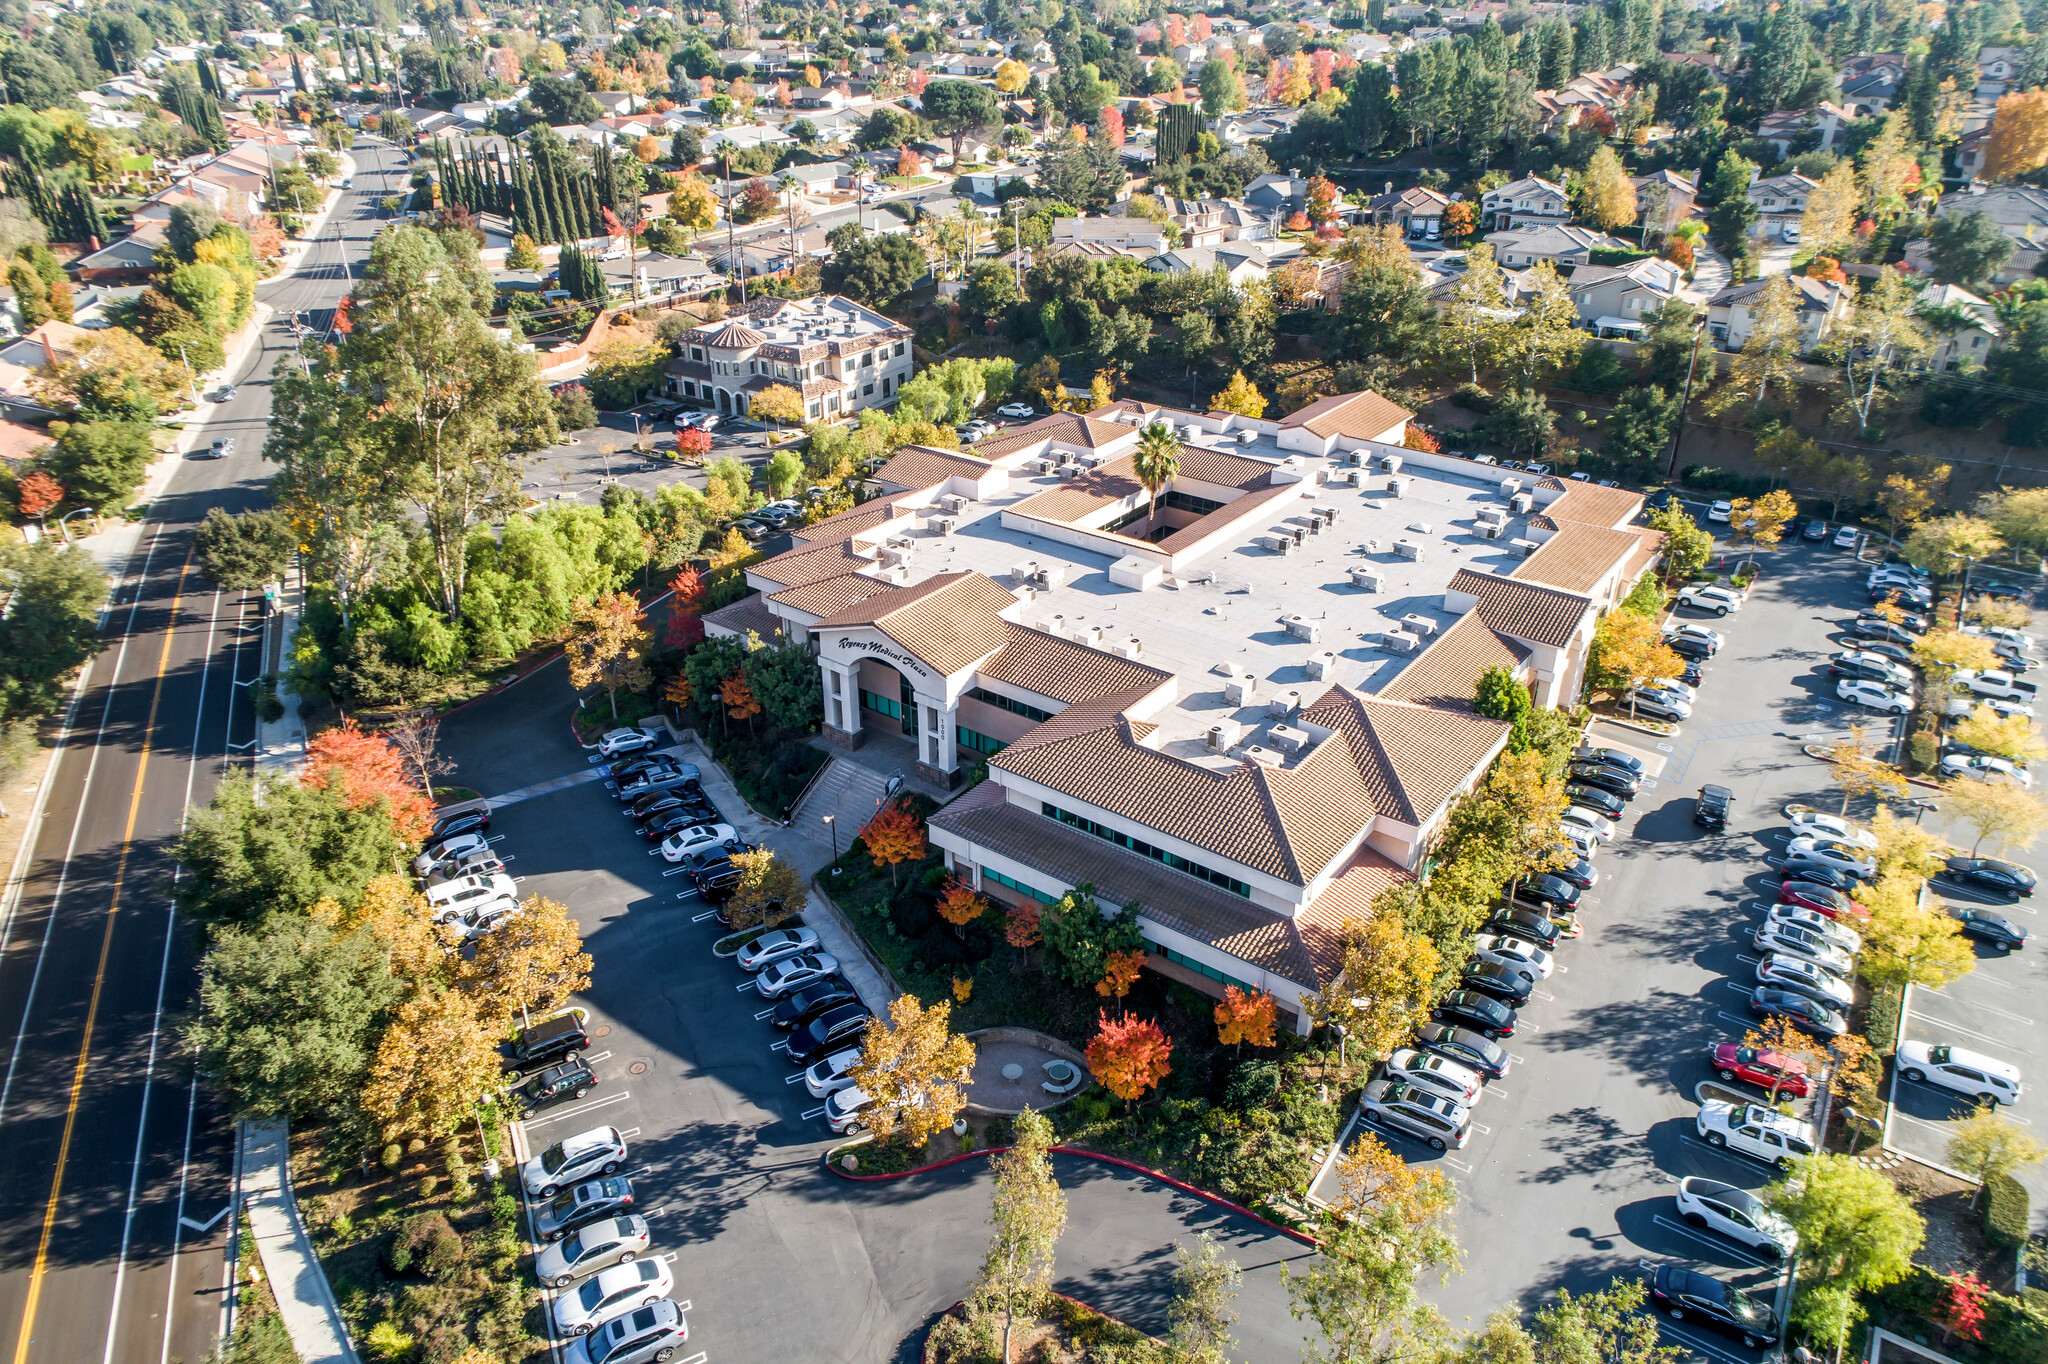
[239,1120,358,1364]
[265,153,356,283]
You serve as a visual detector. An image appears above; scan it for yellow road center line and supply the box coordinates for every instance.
[12,547,193,1364]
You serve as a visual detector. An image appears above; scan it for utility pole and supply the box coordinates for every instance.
[1011,199,1023,294]
[177,343,198,403]
[1664,317,1708,479]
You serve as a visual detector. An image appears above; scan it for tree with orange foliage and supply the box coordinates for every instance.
[301,721,434,842]
[1005,900,1041,952]
[1190,13,1211,40]
[1214,985,1277,1049]
[16,469,61,521]
[936,877,989,929]
[1984,90,2048,181]
[861,797,926,886]
[1402,426,1440,453]
[1807,254,1848,284]
[1100,104,1125,147]
[897,143,925,177]
[774,78,792,107]
[566,591,652,719]
[1441,201,1475,244]
[721,670,762,727]
[1094,948,1145,1010]
[1285,211,1311,232]
[906,66,929,96]
[1086,1010,1172,1106]
[664,565,706,650]
[1306,176,1340,227]
[1663,235,1694,269]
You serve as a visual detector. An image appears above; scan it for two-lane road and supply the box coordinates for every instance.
[0,140,408,1364]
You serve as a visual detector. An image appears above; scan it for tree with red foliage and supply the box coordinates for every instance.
[17,470,61,521]
[1807,254,1848,283]
[1310,50,1336,93]
[663,565,706,650]
[675,426,713,460]
[332,294,353,335]
[936,877,988,928]
[1306,176,1339,226]
[1403,426,1440,453]
[1085,1010,1172,1106]
[1214,985,1278,1049]
[861,797,926,886]
[906,66,929,95]
[302,721,435,842]
[1663,236,1695,269]
[1100,104,1125,147]
[1941,1274,1987,1344]
[774,78,792,106]
[1579,107,1616,137]
[1190,13,1212,40]
[1005,899,1041,951]
[1286,211,1311,232]
[897,143,925,177]
[1164,15,1184,46]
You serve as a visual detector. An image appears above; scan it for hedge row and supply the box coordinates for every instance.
[1870,1268,2048,1364]
[1985,1171,2030,1249]
[1866,978,1904,1056]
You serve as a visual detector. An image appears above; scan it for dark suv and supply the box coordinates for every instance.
[1694,784,1734,830]
[1650,1265,1778,1350]
[787,1002,875,1066]
[504,1014,590,1075]
[518,1058,598,1118]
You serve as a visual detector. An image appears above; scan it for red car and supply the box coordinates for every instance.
[1710,1043,1812,1098]
[1778,879,1870,920]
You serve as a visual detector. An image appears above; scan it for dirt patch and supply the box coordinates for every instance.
[1890,1160,2016,1291]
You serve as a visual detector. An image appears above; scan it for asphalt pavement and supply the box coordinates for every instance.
[0,141,410,1364]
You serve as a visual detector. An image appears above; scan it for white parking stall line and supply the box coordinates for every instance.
[676,891,698,901]
[1485,1085,1508,1097]
[662,1253,680,1264]
[784,1072,807,1085]
[1444,1156,1474,1173]
[663,866,689,878]
[800,1105,827,1120]
[1507,1052,1527,1065]
[770,1040,791,1053]
[1553,965,1569,975]
[1762,856,1783,868]
[1518,1021,1541,1033]
[1650,1214,1773,1268]
[1720,982,1755,998]
[583,1051,614,1066]
[1937,997,2033,1025]
[691,910,720,922]
[753,1007,777,1020]
[1735,954,1760,965]
[676,1300,692,1313]
[736,980,762,993]
[640,1207,666,1219]
[498,853,515,863]
[620,1127,642,1138]
[1718,1013,1757,1030]
[1469,1122,1491,1135]
[520,1092,632,1127]
[488,834,507,844]
[648,848,662,856]
[1657,743,1675,752]
[676,1352,707,1364]
[1932,970,2020,992]
[1912,1013,2014,1046]
[626,1165,656,1178]
[1532,989,1555,1002]
[1659,1322,1758,1364]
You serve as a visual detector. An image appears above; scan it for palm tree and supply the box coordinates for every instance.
[1132,421,1181,532]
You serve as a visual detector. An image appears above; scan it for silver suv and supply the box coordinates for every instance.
[567,1299,690,1364]
[1359,1077,1471,1151]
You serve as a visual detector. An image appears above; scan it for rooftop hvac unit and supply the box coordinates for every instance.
[1312,505,1341,523]
[1035,563,1067,589]
[1268,689,1301,717]
[1011,583,1036,604]
[1059,464,1081,479]
[1207,720,1242,751]
[937,494,967,514]
[1182,424,1202,440]
[1349,448,1371,467]
[878,563,912,584]
[1476,506,1507,524]
[1224,676,1259,704]
[1395,538,1424,561]
[929,515,959,536]
[1382,629,1422,654]
[1381,454,1403,475]
[1308,650,1338,681]
[1511,537,1541,557]
[1010,560,1040,586]
[1283,615,1322,643]
[1349,567,1384,591]
[1481,522,1501,539]
[1112,636,1142,659]
[879,546,913,567]
[1510,492,1534,514]
[1237,430,1259,445]
[1499,477,1522,498]
[1268,723,1311,754]
[1077,623,1104,646]
[1288,515,1323,536]
[1236,744,1284,769]
[1387,476,1411,497]
[1256,534,1293,554]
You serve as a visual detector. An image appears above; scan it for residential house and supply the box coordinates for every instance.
[1631,169,1697,237]
[70,219,165,283]
[1243,173,1312,220]
[1916,282,2003,372]
[1757,102,1857,157]
[1565,257,1690,336]
[1155,196,1271,246]
[663,294,913,421]
[1839,70,1900,116]
[1364,185,1450,238]
[1480,176,1570,232]
[1979,45,2026,96]
[1052,217,1171,254]
[1707,275,1849,351]
[1484,223,1628,269]
[1143,242,1288,285]
[1747,172,1817,240]
[1915,185,2048,283]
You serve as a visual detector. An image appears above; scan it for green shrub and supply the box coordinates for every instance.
[363,1318,415,1364]
[1451,382,1493,412]
[417,1173,438,1199]
[329,1212,354,1241]
[1908,729,1939,772]
[1865,978,1903,1054]
[1985,1171,2029,1248]
[380,1142,402,1170]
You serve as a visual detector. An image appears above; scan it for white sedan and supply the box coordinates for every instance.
[1469,933,1555,982]
[1766,902,1863,954]
[1665,621,1725,650]
[596,728,660,757]
[1946,696,2036,720]
[1943,753,2034,788]
[553,1259,674,1337]
[1833,525,1859,548]
[803,1047,863,1099]
[755,951,841,998]
[996,402,1037,419]
[1785,810,1879,850]
[735,926,822,971]
[1708,500,1733,523]
[1382,1048,1484,1105]
[1560,805,1617,842]
[660,822,739,862]
[1784,836,1878,878]
[1835,678,1911,714]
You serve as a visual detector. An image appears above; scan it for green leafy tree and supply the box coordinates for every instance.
[172,772,416,927]
[40,419,155,514]
[1946,1106,2047,1207]
[1601,384,1681,466]
[193,508,296,590]
[1929,210,2015,288]
[0,539,108,724]
[185,916,403,1121]
[1039,885,1144,989]
[1530,1279,1679,1364]
[970,1106,1066,1363]
[1131,421,1180,521]
[1764,1153,1925,1352]
[742,638,823,731]
[1473,665,1533,726]
[922,79,998,166]
[820,225,925,304]
[1166,1232,1241,1364]
[1651,505,1709,579]
[1904,513,2006,576]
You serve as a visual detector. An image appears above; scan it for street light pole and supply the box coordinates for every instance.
[823,813,837,865]
[1664,316,1708,479]
[1958,554,1975,626]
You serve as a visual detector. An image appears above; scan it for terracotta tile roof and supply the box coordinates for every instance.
[975,410,1135,459]
[789,498,910,548]
[870,444,992,491]
[977,625,1176,706]
[1375,613,1532,709]
[929,780,1326,986]
[701,591,785,641]
[1539,482,1646,530]
[1450,568,1592,649]
[768,572,893,617]
[1534,475,1569,492]
[812,570,1019,675]
[754,537,879,590]
[705,321,768,347]
[1087,399,1160,418]
[991,684,1508,885]
[1297,850,1414,985]
[1170,444,1280,488]
[1512,522,1645,593]
[1278,390,1415,442]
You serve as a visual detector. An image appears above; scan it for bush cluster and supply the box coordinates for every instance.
[1984,1171,2030,1249]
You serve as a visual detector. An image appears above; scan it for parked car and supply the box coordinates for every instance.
[1749,985,1847,1037]
[516,1057,598,1118]
[415,832,489,877]
[1663,632,1716,661]
[1649,1264,1780,1351]
[1755,954,1854,1010]
[1677,585,1745,616]
[1777,880,1868,921]
[1486,906,1564,948]
[1675,1177,1798,1260]
[1469,933,1555,982]
[1953,668,2041,703]
[1764,903,1863,955]
[1752,921,1855,975]
[420,811,490,857]
[1707,500,1732,522]
[596,729,660,758]
[1358,1077,1471,1151]
[522,1126,627,1198]
[1559,806,1617,841]
[824,1083,876,1134]
[1783,837,1877,878]
[1665,622,1725,650]
[771,978,862,1031]
[1784,810,1879,849]
[1833,525,1860,548]
[1514,872,1583,910]
[755,953,841,999]
[803,1047,864,1099]
[645,809,726,844]
[1566,762,1641,798]
[1573,746,1645,775]
[1829,651,1915,688]
[1948,904,2027,950]
[1622,689,1691,721]
[1897,1042,2023,1104]
[1941,753,2033,788]
[1694,784,1734,830]
[563,1299,689,1364]
[1709,1042,1811,1098]
[553,1260,672,1338]
[534,1215,649,1288]
[1565,784,1625,819]
[1695,1100,1819,1171]
[503,1013,590,1075]
[786,1001,875,1067]
[659,823,739,863]
[737,927,823,971]
[1802,518,1828,541]
[534,1176,636,1243]
[1853,617,1922,646]
[1432,989,1517,1039]
[1835,678,1912,714]
[1381,1047,1484,1105]
[1459,960,1535,1007]
[996,402,1036,419]
[1546,855,1599,890]
[1413,1022,1510,1079]
[1779,862,1866,896]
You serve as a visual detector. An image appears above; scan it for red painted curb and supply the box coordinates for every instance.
[824,1142,1320,1246]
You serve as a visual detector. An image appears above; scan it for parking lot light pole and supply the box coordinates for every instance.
[1957,554,1974,626]
[1664,316,1709,479]
[823,813,837,866]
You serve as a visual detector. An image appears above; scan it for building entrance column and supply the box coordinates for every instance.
[821,661,864,749]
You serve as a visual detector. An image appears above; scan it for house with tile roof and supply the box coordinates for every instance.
[663,294,911,421]
[1484,223,1629,269]
[1707,276,1850,351]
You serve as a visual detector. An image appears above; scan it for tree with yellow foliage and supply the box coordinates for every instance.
[1857,872,1976,993]
[994,59,1029,93]
[1827,722,1909,815]
[565,592,651,719]
[309,874,457,982]
[1212,370,1266,419]
[362,987,504,1141]
[1799,161,1862,252]
[1575,146,1638,231]
[1727,488,1797,567]
[725,849,807,931]
[1984,90,2048,181]
[459,895,592,1028]
[1949,704,2047,766]
[1320,1128,1458,1238]
[1943,779,2048,859]
[847,994,978,1145]
[1305,915,1440,1061]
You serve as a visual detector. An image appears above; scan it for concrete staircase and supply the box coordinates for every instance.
[788,756,899,850]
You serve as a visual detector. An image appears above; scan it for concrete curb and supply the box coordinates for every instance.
[822,1141,1321,1246]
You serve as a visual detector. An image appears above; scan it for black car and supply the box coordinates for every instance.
[1486,906,1562,948]
[607,754,672,782]
[1432,990,1516,1040]
[1414,1022,1510,1080]
[630,794,692,824]
[1950,905,2028,950]
[1694,784,1734,830]
[629,787,693,817]
[503,1013,589,1075]
[517,1058,597,1118]
[772,978,861,1030]
[787,1002,875,1066]
[1650,1265,1779,1351]
[421,813,490,857]
[1829,653,1900,684]
[644,807,722,842]
[1546,856,1598,890]
[1680,658,1706,687]
[1944,856,2037,899]
[1750,986,1846,1037]
[1646,489,1676,511]
[1779,864,1863,895]
[1666,632,1715,660]
[533,1176,636,1243]
[1564,783,1626,819]
[1516,872,1582,910]
[1973,579,2028,601]
[691,858,745,899]
[1573,745,1645,776]
[1460,961,1535,1007]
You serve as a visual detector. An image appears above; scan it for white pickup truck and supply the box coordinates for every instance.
[1953,669,2041,703]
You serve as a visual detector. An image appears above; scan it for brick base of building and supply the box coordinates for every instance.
[916,761,960,790]
[822,724,865,749]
